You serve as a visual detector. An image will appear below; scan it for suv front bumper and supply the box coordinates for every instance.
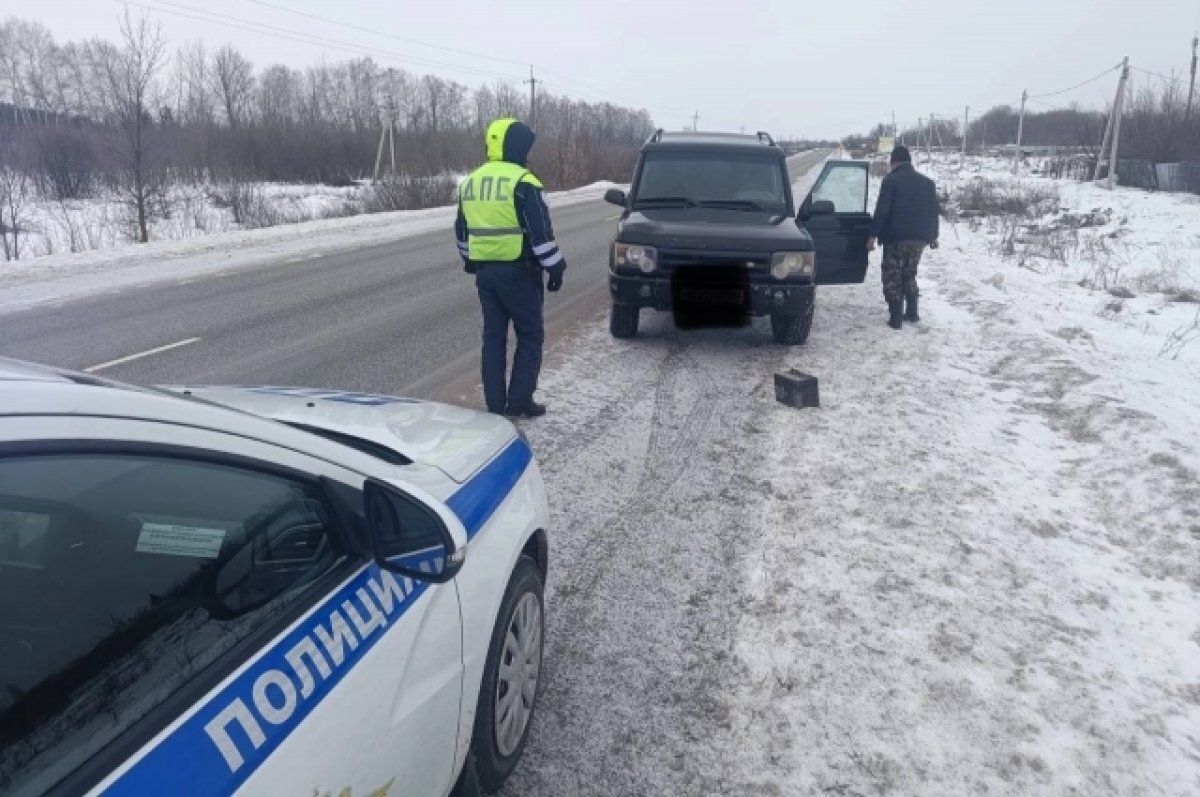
[609,272,814,315]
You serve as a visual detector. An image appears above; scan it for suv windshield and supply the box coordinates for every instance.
[634,151,788,213]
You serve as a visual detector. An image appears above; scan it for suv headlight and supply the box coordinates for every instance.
[614,243,658,273]
[771,251,815,279]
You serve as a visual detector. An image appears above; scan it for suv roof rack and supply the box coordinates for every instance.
[756,131,775,146]
[645,128,665,145]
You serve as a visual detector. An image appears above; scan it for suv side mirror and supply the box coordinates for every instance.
[364,479,463,583]
[810,199,836,215]
[604,188,627,208]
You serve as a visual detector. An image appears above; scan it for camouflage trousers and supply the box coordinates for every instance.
[881,241,925,303]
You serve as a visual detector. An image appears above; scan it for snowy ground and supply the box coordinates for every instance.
[502,157,1200,795]
[0,180,622,313]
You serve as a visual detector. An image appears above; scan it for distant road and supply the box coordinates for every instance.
[0,149,830,404]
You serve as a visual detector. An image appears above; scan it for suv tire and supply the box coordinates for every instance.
[473,556,545,793]
[770,290,815,345]
[610,302,639,339]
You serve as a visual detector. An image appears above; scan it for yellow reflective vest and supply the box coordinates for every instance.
[459,160,543,262]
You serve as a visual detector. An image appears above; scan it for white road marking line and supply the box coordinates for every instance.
[84,337,201,373]
[605,214,621,221]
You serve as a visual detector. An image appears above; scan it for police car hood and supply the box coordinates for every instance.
[161,385,516,484]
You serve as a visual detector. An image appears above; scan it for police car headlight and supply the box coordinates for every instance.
[615,243,657,273]
[771,251,815,279]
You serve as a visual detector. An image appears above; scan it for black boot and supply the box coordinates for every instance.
[506,401,547,419]
[887,300,904,330]
[904,292,920,323]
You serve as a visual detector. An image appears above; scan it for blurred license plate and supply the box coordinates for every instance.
[681,288,744,303]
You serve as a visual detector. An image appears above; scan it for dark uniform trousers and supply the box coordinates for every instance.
[475,261,545,414]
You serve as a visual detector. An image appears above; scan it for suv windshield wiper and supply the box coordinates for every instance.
[696,199,769,212]
[633,195,696,208]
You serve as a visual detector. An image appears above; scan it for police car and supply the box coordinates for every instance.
[0,358,549,797]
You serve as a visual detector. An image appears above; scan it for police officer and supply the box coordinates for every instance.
[455,118,565,418]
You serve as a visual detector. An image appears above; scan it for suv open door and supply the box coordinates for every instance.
[798,160,871,285]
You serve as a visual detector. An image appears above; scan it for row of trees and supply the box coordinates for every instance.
[0,14,655,249]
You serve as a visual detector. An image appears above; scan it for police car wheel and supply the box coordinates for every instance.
[449,751,482,797]
[473,556,545,793]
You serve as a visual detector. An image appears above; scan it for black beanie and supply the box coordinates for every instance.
[890,145,912,165]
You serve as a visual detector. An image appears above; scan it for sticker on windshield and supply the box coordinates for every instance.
[136,522,228,558]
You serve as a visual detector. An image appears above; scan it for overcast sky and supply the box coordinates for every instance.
[3,0,1199,138]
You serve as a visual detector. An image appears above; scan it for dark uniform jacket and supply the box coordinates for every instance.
[870,163,940,245]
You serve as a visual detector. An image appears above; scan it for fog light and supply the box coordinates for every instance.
[639,285,652,298]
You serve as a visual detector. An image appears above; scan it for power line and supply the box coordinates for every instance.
[1028,62,1123,99]
[127,0,524,83]
[242,0,529,68]
[135,0,520,80]
[1131,65,1188,86]
[126,0,720,128]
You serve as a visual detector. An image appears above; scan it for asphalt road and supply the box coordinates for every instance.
[0,149,830,405]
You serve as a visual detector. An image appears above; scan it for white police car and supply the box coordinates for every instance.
[0,358,549,797]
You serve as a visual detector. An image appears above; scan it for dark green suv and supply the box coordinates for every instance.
[603,131,871,344]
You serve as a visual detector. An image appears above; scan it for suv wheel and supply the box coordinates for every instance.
[770,290,815,345]
[473,556,544,793]
[610,302,639,339]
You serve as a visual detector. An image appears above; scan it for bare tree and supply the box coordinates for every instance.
[210,44,254,129]
[94,11,167,243]
[0,134,31,260]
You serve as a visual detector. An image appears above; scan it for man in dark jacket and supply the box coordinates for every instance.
[867,145,939,329]
[455,118,566,418]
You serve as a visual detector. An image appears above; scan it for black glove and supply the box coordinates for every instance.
[546,263,565,292]
[929,240,939,250]
[463,260,477,274]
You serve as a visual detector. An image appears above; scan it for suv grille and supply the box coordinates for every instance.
[658,250,770,275]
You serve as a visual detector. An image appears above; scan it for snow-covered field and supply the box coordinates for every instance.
[0,179,622,313]
[499,157,1200,795]
[10,181,371,261]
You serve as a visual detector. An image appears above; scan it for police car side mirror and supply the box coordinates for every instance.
[604,188,627,207]
[364,479,464,584]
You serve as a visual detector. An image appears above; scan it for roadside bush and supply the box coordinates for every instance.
[35,130,98,201]
[950,178,1060,220]
[361,175,457,213]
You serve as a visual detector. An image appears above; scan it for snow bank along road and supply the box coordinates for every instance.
[498,166,1200,795]
[0,150,831,401]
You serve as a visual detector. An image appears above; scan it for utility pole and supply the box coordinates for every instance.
[925,113,933,162]
[1187,33,1198,121]
[891,110,896,139]
[525,66,539,129]
[1093,57,1129,186]
[1013,90,1027,175]
[1107,58,1131,189]
[915,117,922,150]
[692,110,700,131]
[981,116,988,151]
[962,106,970,163]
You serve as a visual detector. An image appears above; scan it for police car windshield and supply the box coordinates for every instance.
[634,150,787,213]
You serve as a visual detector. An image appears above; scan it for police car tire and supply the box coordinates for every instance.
[473,556,545,793]
[449,751,482,797]
[610,302,639,339]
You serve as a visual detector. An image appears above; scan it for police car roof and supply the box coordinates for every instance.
[643,131,781,152]
[0,356,392,477]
